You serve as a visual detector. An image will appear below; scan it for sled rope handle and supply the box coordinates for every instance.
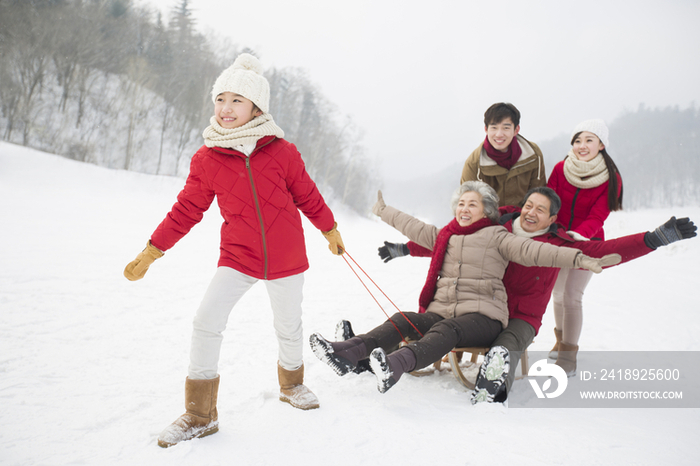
[341,250,424,341]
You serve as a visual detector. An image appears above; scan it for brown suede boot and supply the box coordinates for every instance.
[555,342,578,377]
[157,375,220,448]
[548,328,563,360]
[278,363,319,410]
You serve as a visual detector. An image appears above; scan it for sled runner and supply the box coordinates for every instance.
[409,347,530,390]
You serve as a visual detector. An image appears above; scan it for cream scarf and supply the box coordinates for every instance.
[202,113,285,149]
[512,215,550,238]
[563,150,609,189]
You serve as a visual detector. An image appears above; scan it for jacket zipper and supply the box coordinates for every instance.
[214,138,277,279]
[246,156,268,279]
[568,188,580,231]
[243,138,276,280]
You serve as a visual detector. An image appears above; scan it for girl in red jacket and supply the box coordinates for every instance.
[546,119,623,376]
[123,53,345,447]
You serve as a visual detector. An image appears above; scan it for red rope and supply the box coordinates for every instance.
[341,250,424,340]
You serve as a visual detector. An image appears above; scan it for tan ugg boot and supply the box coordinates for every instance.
[278,363,320,410]
[555,342,578,378]
[157,375,220,448]
[548,328,563,360]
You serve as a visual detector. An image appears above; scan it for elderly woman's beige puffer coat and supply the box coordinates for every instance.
[381,206,582,328]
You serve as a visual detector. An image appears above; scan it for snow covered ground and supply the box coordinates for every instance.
[1,141,698,466]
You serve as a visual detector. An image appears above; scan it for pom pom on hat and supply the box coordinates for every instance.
[571,119,609,149]
[211,53,270,113]
[232,53,264,74]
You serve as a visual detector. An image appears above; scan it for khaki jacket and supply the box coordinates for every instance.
[460,135,546,207]
[381,206,581,328]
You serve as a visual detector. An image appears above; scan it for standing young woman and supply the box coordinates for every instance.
[546,119,623,376]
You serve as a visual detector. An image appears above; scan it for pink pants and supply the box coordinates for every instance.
[551,268,593,346]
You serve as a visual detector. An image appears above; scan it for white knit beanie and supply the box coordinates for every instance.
[211,53,270,114]
[571,119,609,149]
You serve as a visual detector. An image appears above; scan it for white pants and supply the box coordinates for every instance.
[188,267,305,380]
[552,267,594,346]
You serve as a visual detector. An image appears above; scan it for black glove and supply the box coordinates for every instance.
[378,241,410,263]
[644,216,697,249]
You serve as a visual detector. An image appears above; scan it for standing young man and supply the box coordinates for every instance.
[461,103,546,207]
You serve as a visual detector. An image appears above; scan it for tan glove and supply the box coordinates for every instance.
[372,190,386,217]
[322,222,345,255]
[124,241,164,281]
[574,253,621,274]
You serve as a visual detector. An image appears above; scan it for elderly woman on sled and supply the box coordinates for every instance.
[309,181,620,401]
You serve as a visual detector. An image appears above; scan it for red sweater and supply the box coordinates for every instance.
[150,136,335,280]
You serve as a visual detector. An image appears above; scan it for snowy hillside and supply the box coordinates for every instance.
[1,141,698,466]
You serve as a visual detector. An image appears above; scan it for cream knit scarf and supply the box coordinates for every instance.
[563,149,609,189]
[202,113,285,149]
[512,215,550,238]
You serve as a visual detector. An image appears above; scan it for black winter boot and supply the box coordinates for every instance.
[334,319,355,341]
[369,347,416,394]
[471,346,510,404]
[334,320,373,374]
[310,333,367,376]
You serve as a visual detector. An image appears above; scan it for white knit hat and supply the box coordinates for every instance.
[571,119,609,149]
[211,53,270,114]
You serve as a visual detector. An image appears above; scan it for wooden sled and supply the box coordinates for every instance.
[409,346,530,390]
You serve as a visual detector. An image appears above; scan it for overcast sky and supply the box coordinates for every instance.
[140,0,700,181]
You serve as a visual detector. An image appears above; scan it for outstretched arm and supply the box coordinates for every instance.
[498,231,619,273]
[377,241,410,263]
[377,240,432,262]
[372,190,438,249]
[562,216,697,268]
[645,217,697,249]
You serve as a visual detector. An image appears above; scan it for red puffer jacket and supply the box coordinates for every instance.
[150,136,335,280]
[547,160,621,240]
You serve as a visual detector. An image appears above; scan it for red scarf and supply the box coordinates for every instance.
[483,136,522,170]
[418,216,495,312]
